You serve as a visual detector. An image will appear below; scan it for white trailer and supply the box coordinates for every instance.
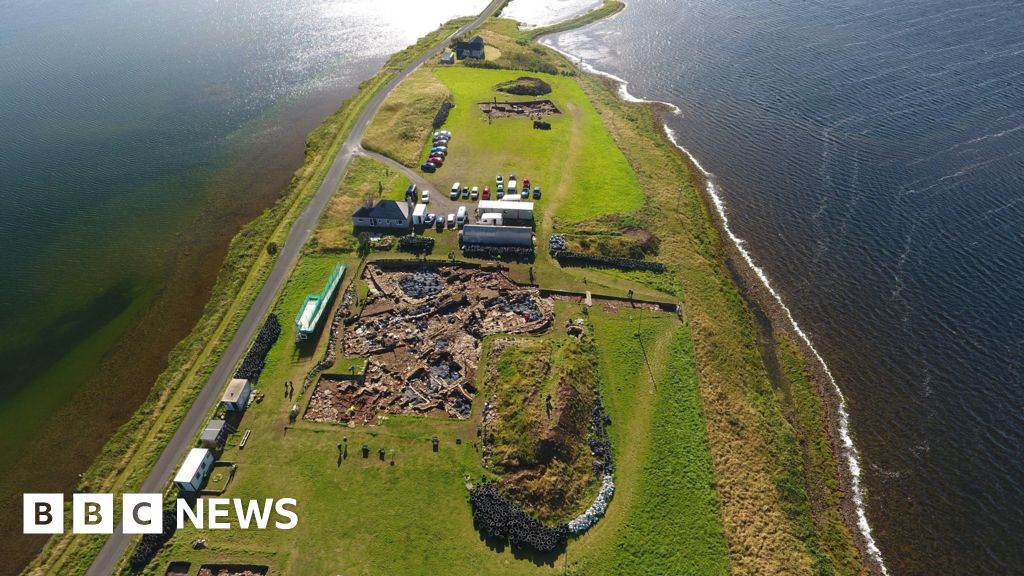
[479,212,503,226]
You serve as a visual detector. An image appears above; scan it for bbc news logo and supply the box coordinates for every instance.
[24,494,298,534]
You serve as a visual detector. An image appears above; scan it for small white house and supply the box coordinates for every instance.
[412,203,428,225]
[174,448,215,492]
[221,378,251,412]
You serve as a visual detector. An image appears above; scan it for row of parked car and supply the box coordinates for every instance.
[420,130,451,173]
[421,206,468,231]
[447,174,542,201]
[496,173,542,200]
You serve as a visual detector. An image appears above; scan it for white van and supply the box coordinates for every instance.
[450,182,461,199]
[456,206,467,227]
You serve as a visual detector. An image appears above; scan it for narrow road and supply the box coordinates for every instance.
[85,3,504,574]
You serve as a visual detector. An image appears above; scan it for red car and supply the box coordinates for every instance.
[523,177,531,189]
[482,186,490,200]
[428,155,444,165]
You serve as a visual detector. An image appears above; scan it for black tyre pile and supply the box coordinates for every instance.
[235,314,281,381]
[551,250,666,273]
[398,236,435,254]
[433,100,454,129]
[462,244,535,262]
[129,509,177,569]
[470,482,568,553]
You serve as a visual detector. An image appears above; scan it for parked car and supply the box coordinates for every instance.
[434,130,451,139]
[533,186,541,199]
[462,186,469,199]
[523,177,531,189]
[421,190,430,203]
[482,185,490,200]
[432,139,448,147]
[435,216,445,231]
[471,186,479,200]
[496,174,503,186]
[428,156,444,166]
[450,182,460,199]
[456,206,467,227]
[430,147,447,155]
[420,162,436,173]
[509,173,517,180]
[496,188,504,199]
[406,183,417,196]
[446,213,455,228]
[426,213,436,226]
[521,188,529,199]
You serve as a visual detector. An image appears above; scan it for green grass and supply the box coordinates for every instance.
[362,68,452,166]
[425,66,643,222]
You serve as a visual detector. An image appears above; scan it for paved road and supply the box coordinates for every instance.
[85,3,504,574]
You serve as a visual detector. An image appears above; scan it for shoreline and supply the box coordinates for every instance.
[538,11,887,574]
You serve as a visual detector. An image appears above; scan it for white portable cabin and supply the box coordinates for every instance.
[476,200,534,222]
[174,448,215,492]
[479,213,503,226]
[221,378,251,412]
[412,203,428,225]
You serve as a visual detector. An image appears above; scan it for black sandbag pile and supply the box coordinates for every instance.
[129,509,177,569]
[470,482,568,553]
[398,271,444,298]
[398,236,435,254]
[234,314,281,381]
[462,244,535,262]
[551,250,666,273]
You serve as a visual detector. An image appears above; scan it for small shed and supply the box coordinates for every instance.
[200,419,227,449]
[221,378,251,412]
[440,51,455,65]
[174,448,215,492]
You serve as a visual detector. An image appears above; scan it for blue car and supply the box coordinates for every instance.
[533,186,541,199]
[420,162,436,173]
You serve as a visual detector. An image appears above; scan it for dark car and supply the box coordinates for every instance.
[428,156,444,166]
[520,188,529,199]
[406,184,417,195]
[533,186,541,199]
[435,216,444,231]
[432,139,448,147]
[420,162,436,173]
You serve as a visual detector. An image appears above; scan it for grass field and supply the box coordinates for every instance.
[362,68,451,167]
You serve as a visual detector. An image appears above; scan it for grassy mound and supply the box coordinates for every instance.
[496,76,552,96]
[483,336,599,523]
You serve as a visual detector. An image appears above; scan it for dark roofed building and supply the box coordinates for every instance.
[455,35,485,60]
[352,199,411,229]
